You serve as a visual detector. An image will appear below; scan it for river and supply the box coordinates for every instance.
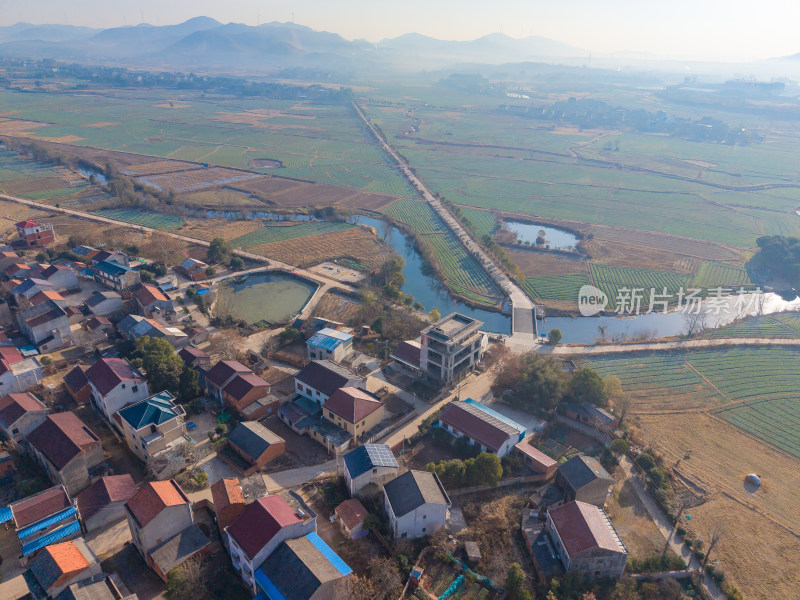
[355,215,800,343]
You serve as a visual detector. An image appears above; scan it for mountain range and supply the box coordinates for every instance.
[0,17,588,71]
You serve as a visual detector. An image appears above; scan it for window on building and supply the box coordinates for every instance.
[121,383,126,389]
[11,428,19,435]
[132,385,138,393]
[422,527,426,532]
[423,515,426,519]
[372,468,377,474]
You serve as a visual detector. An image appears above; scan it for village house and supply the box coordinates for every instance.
[0,354,43,394]
[30,289,66,307]
[210,478,247,548]
[86,357,150,422]
[116,314,189,348]
[0,485,82,557]
[75,474,138,532]
[17,299,72,351]
[342,443,400,497]
[0,249,21,272]
[306,328,354,363]
[125,480,211,581]
[253,533,352,600]
[85,290,124,317]
[225,494,317,593]
[26,538,102,598]
[84,316,114,339]
[205,360,252,406]
[390,340,422,378]
[564,401,620,430]
[222,421,286,476]
[16,220,55,247]
[545,501,628,581]
[93,259,140,291]
[178,346,211,367]
[436,399,526,458]
[0,392,49,446]
[383,470,450,540]
[514,441,558,479]
[39,264,80,292]
[13,278,55,304]
[63,365,91,405]
[115,391,187,463]
[419,313,486,385]
[6,263,32,279]
[555,456,614,508]
[90,250,129,267]
[177,257,208,281]
[335,498,369,540]
[26,412,105,496]
[294,360,364,407]
[223,372,279,420]
[130,282,178,321]
[322,387,384,439]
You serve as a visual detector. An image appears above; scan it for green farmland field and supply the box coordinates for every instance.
[690,261,753,289]
[230,221,352,248]
[588,264,691,311]
[458,206,497,238]
[585,347,800,457]
[704,312,800,339]
[521,274,590,300]
[95,208,185,230]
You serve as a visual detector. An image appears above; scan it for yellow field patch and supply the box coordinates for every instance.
[84,122,120,128]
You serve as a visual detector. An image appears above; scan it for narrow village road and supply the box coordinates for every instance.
[618,457,726,600]
[541,336,800,355]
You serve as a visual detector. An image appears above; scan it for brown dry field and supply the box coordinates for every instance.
[231,176,400,211]
[503,246,588,277]
[633,411,800,600]
[137,167,259,192]
[84,122,119,128]
[584,237,701,273]
[180,218,263,242]
[122,160,197,176]
[0,199,53,235]
[605,470,669,558]
[181,189,261,207]
[0,177,72,196]
[0,118,48,134]
[248,227,391,269]
[310,291,361,324]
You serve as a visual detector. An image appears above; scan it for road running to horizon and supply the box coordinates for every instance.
[352,102,538,350]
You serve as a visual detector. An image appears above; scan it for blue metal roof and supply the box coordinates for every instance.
[305,532,352,576]
[306,328,352,351]
[17,507,76,540]
[464,398,525,433]
[255,568,287,600]
[343,444,399,479]
[21,520,81,556]
[95,260,131,276]
[0,506,12,524]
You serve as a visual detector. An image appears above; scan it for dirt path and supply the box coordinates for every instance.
[541,337,800,355]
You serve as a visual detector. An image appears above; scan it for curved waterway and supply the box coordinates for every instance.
[355,215,800,343]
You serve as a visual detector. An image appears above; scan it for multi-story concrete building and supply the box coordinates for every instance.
[15,220,55,247]
[17,299,72,351]
[419,313,486,385]
[306,328,354,363]
[85,357,149,423]
[0,392,49,446]
[115,391,187,463]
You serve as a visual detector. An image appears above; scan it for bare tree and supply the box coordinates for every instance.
[684,310,708,337]
[207,330,245,362]
[145,232,184,266]
[166,556,207,600]
[615,394,633,427]
[702,525,725,569]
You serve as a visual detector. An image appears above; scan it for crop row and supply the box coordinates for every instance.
[230,221,352,248]
[382,198,445,234]
[521,274,590,301]
[690,261,752,289]
[589,264,690,310]
[95,208,185,231]
[704,313,800,339]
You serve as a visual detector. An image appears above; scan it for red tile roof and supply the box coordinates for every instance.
[335,498,368,531]
[391,340,421,368]
[0,346,24,365]
[126,480,189,528]
[514,441,557,471]
[86,316,112,330]
[548,501,627,558]
[31,290,65,305]
[0,392,47,427]
[210,478,245,513]
[11,485,71,528]
[323,387,383,424]
[226,495,303,559]
[205,360,250,388]
[438,402,512,453]
[85,358,143,396]
[16,220,38,229]
[26,412,100,470]
[223,373,269,401]
[31,540,90,590]
[131,283,167,306]
[178,346,209,363]
[76,475,137,520]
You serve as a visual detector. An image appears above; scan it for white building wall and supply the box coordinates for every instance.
[385,497,447,540]
[90,381,149,421]
[346,465,399,496]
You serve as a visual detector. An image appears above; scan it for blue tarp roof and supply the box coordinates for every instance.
[255,568,287,600]
[305,532,352,576]
[21,520,81,556]
[17,506,76,540]
[0,506,12,524]
[306,328,352,351]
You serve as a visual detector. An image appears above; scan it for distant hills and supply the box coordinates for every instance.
[0,17,588,71]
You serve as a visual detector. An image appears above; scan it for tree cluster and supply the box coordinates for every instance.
[426,451,503,488]
[130,336,201,403]
[752,235,800,283]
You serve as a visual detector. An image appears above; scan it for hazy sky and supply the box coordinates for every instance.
[1,0,797,61]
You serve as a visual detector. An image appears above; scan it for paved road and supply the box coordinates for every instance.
[541,336,800,355]
[619,456,725,600]
[262,458,338,493]
[352,103,538,348]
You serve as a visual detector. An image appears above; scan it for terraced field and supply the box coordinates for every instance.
[94,208,186,230]
[229,221,352,248]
